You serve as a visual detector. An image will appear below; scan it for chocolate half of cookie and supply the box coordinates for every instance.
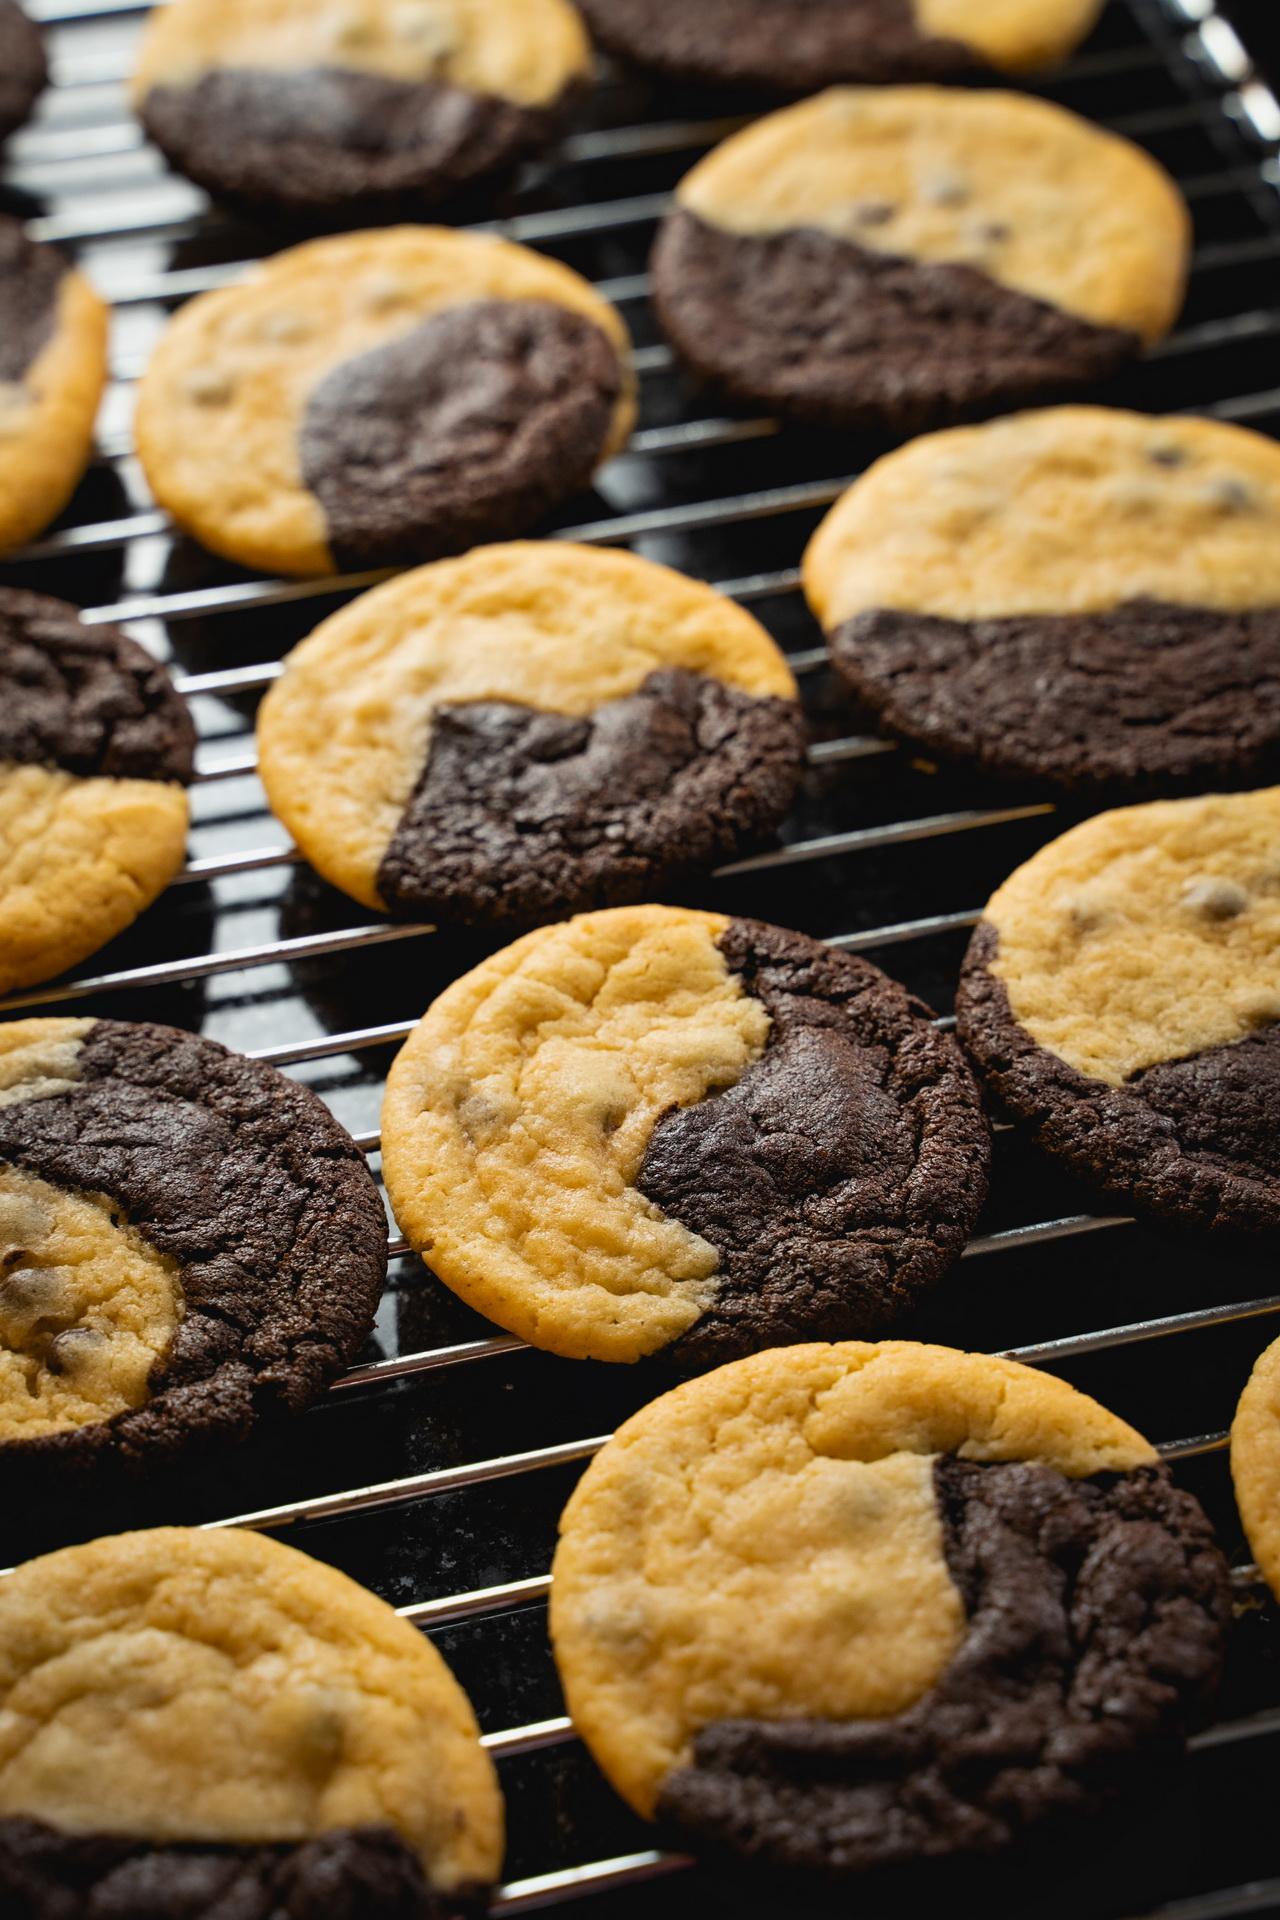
[0,224,69,392]
[0,1,46,145]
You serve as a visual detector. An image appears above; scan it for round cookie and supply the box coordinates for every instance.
[550,1341,1229,1875]
[0,1,46,144]
[132,0,591,226]
[258,543,807,926]
[381,907,990,1367]
[0,1527,503,1916]
[652,89,1189,434]
[1231,1334,1280,1600]
[806,407,1280,798]
[578,0,1103,92]
[0,221,108,556]
[135,227,635,577]
[956,787,1280,1239]
[0,1017,387,1474]
[0,590,195,997]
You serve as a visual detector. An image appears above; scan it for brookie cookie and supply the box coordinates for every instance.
[0,590,194,997]
[806,407,1280,798]
[550,1341,1230,1880]
[956,787,1280,1239]
[0,220,108,556]
[132,0,591,226]
[0,1017,387,1475]
[381,907,990,1367]
[652,88,1189,434]
[578,0,1103,92]
[135,227,635,576]
[0,1527,503,1917]
[0,1,46,144]
[1231,1333,1280,1601]
[257,544,807,926]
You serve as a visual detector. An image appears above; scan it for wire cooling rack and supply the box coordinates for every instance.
[5,1,1280,1913]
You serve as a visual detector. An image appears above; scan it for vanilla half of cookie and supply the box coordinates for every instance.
[652,88,1189,433]
[381,907,989,1366]
[806,407,1280,796]
[551,1341,1228,1874]
[957,787,1280,1237]
[1232,1334,1280,1601]
[0,1528,503,1915]
[258,544,806,925]
[135,227,635,577]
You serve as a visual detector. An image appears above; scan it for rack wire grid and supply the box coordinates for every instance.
[4,0,1280,1913]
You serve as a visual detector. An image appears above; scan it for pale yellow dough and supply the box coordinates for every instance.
[1232,1334,1280,1601]
[0,272,108,557]
[915,0,1104,71]
[550,1340,1154,1816]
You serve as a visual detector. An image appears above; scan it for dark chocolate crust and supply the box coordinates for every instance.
[829,600,1280,799]
[0,1020,387,1474]
[0,219,66,387]
[652,209,1137,435]
[138,66,563,224]
[0,589,195,785]
[0,1820,487,1920]
[578,0,980,92]
[639,917,991,1369]
[956,920,1280,1238]
[0,1,46,145]
[300,300,623,570]
[375,668,807,927]
[658,1458,1230,1876]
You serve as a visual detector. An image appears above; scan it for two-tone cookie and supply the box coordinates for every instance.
[0,590,194,997]
[0,221,108,557]
[257,544,807,927]
[0,1,46,144]
[382,907,990,1368]
[1232,1333,1280,1601]
[578,0,1103,92]
[0,1017,387,1476]
[0,1527,503,1916]
[551,1341,1229,1878]
[806,408,1280,798]
[652,89,1188,433]
[956,788,1280,1238]
[133,0,591,225]
[135,227,634,576]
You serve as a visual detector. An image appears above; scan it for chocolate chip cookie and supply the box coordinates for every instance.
[258,543,806,926]
[0,220,108,556]
[0,1,46,144]
[0,1017,387,1475]
[1231,1333,1280,1601]
[0,590,195,997]
[652,88,1189,434]
[806,407,1280,797]
[0,1526,503,1917]
[956,787,1280,1238]
[136,227,635,576]
[381,907,990,1367]
[551,1341,1229,1878]
[133,0,591,225]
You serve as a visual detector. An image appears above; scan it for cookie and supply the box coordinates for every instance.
[0,221,108,557]
[956,787,1280,1238]
[132,0,591,225]
[0,1017,387,1474]
[135,227,635,576]
[806,407,1280,797]
[551,1341,1229,1876]
[652,88,1189,434]
[0,1,45,144]
[578,0,1102,92]
[0,1527,503,1917]
[257,543,806,926]
[1231,1333,1280,1601]
[381,907,990,1367]
[0,590,195,997]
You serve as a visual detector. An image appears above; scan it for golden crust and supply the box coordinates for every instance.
[1232,1335,1280,1602]
[0,272,108,557]
[915,0,1105,71]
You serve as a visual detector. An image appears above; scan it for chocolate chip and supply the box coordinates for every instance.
[1182,877,1249,920]
[184,367,235,406]
[1147,442,1187,468]
[847,199,895,227]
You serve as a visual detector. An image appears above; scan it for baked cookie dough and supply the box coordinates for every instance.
[0,221,108,556]
[258,543,806,926]
[381,907,990,1367]
[136,227,635,576]
[0,1,46,144]
[551,1341,1229,1875]
[133,0,591,225]
[956,787,1280,1238]
[0,1017,387,1474]
[1231,1333,1280,1601]
[578,0,1103,92]
[652,89,1189,434]
[0,1527,503,1917]
[806,407,1280,798]
[0,590,194,997]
